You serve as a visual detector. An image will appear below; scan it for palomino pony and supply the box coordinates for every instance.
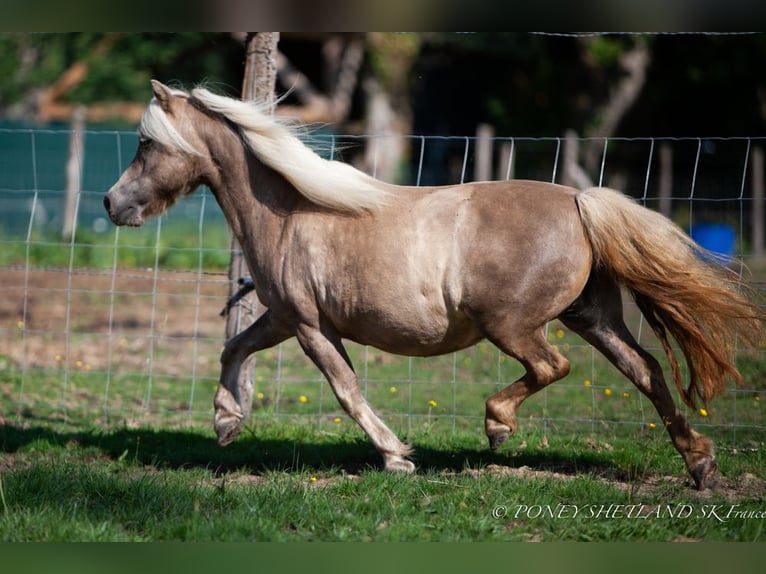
[104,81,763,489]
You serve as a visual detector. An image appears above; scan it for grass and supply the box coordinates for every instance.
[2,319,764,540]
[0,219,231,271]
[1,237,764,541]
[1,373,764,542]
[0,420,764,542]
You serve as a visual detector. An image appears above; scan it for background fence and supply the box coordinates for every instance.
[1,126,764,448]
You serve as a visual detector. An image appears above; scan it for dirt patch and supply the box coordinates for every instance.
[1,267,235,376]
[453,462,765,501]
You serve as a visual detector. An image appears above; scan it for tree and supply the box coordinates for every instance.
[0,33,243,124]
[222,32,280,428]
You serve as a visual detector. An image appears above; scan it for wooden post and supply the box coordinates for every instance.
[658,142,673,218]
[62,105,86,240]
[474,123,494,182]
[497,141,514,180]
[752,146,764,261]
[562,130,593,190]
[225,32,280,420]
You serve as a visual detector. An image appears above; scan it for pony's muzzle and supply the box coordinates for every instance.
[103,189,144,227]
[103,192,122,225]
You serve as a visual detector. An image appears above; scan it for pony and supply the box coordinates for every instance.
[104,81,763,489]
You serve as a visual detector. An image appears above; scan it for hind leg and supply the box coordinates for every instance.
[560,273,717,489]
[483,327,571,450]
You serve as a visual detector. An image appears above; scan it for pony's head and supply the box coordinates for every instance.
[105,79,393,227]
[104,80,209,227]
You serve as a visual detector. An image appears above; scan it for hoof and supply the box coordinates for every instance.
[484,409,516,450]
[485,417,513,450]
[214,415,242,447]
[384,457,416,473]
[690,457,718,490]
[487,428,511,450]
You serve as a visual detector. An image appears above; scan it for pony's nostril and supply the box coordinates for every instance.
[103,195,111,212]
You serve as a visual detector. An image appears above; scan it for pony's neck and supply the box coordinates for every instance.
[201,117,306,241]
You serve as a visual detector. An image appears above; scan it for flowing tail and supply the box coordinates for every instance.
[575,187,764,408]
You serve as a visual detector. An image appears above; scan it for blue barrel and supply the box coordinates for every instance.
[689,223,735,260]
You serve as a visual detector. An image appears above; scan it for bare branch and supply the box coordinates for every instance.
[36,33,122,122]
[276,35,365,124]
[583,41,651,174]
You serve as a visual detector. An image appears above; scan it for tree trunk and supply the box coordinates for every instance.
[752,146,764,261]
[62,105,86,240]
[583,40,651,176]
[225,32,280,420]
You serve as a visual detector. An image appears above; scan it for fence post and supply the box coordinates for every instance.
[62,105,86,240]
[658,142,673,218]
[497,140,514,180]
[562,130,593,190]
[752,145,764,261]
[224,32,280,420]
[474,123,494,182]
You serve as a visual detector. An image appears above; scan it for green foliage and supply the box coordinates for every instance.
[0,33,71,105]
[0,423,763,541]
[0,222,231,271]
[3,32,766,140]
[584,37,625,67]
[0,33,243,111]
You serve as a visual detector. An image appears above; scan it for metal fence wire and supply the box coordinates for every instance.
[1,128,764,447]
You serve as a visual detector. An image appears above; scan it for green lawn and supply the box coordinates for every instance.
[0,419,764,542]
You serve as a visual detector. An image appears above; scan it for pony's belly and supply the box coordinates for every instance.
[338,313,485,357]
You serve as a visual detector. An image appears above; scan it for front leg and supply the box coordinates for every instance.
[214,310,291,446]
[295,323,414,472]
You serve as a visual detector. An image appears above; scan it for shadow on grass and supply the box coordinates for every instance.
[0,422,630,482]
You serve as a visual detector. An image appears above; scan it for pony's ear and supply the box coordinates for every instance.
[150,80,174,113]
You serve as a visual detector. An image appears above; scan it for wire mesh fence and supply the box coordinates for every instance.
[1,127,764,447]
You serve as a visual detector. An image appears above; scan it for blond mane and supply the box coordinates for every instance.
[140,86,392,213]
